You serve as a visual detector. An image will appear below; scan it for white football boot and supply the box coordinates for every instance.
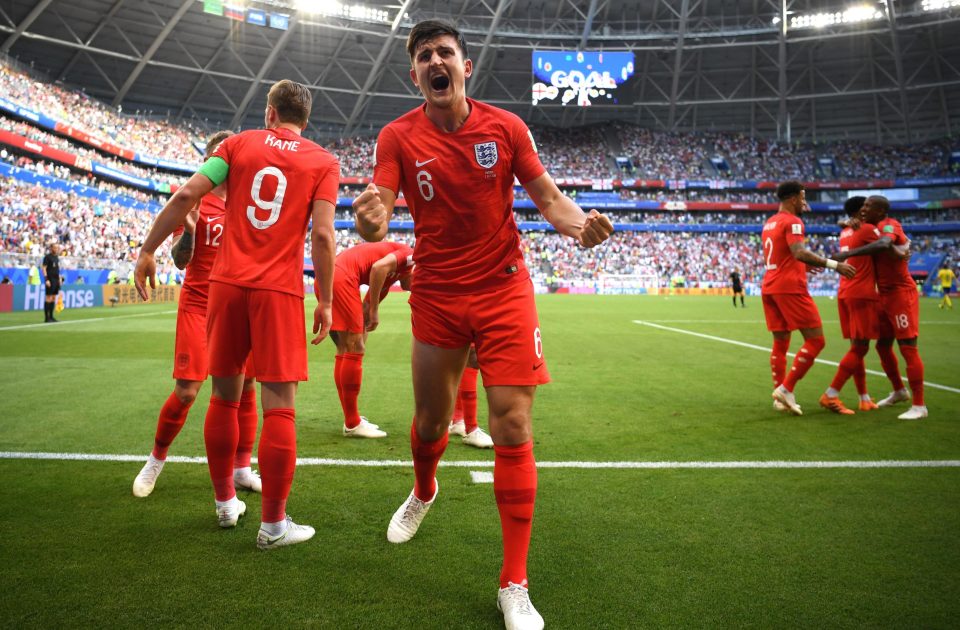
[497,582,545,630]
[387,480,437,543]
[132,455,165,498]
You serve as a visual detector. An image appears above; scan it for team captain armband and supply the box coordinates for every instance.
[198,156,229,186]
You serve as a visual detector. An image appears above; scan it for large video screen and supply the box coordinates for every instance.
[532,51,635,106]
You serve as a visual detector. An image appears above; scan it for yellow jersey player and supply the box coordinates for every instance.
[938,264,956,310]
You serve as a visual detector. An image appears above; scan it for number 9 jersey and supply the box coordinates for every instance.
[208,128,340,297]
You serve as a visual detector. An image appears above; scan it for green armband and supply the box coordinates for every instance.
[198,156,229,186]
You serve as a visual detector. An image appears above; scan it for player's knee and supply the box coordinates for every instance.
[173,384,200,405]
[807,335,826,353]
[490,409,533,443]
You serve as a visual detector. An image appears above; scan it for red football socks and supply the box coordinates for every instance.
[459,367,479,433]
[411,422,448,501]
[335,353,364,429]
[234,388,258,468]
[452,396,464,422]
[151,392,193,460]
[876,343,905,391]
[782,335,825,391]
[899,345,925,406]
[258,408,297,523]
[770,337,791,388]
[830,345,868,393]
[204,396,240,501]
[494,441,538,589]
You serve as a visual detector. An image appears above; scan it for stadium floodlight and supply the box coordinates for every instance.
[788,4,885,30]
[921,0,960,10]
[293,0,389,22]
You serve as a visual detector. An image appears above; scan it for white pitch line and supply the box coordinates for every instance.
[0,309,177,331]
[634,320,960,394]
[643,319,959,326]
[1,451,959,469]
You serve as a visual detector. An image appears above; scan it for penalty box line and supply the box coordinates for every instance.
[633,320,960,395]
[1,451,959,469]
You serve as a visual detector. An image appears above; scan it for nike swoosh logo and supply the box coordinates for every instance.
[533,362,544,371]
[415,158,436,167]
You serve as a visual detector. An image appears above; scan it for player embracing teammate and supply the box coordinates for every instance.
[353,19,613,630]
[834,195,928,420]
[136,79,339,547]
[761,181,855,415]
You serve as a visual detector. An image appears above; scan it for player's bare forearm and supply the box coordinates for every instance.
[525,173,614,246]
[141,174,211,254]
[170,232,194,270]
[892,242,911,260]
[833,236,894,261]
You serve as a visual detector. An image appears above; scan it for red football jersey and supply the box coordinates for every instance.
[336,241,413,296]
[373,98,545,295]
[761,211,808,294]
[209,128,339,297]
[177,194,226,314]
[837,222,880,300]
[874,217,914,294]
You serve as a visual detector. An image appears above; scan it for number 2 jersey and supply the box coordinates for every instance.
[209,128,340,297]
[373,98,546,295]
[176,193,225,314]
[761,211,808,295]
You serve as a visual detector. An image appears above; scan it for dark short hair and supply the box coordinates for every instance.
[406,19,468,61]
[844,195,866,218]
[204,130,233,159]
[867,195,890,213]
[776,180,804,202]
[267,79,312,127]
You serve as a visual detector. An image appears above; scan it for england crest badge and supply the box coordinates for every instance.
[474,141,498,168]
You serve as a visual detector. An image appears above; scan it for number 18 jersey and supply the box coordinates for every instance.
[210,127,340,297]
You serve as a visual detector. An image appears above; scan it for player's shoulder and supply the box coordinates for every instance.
[384,105,427,133]
[471,98,528,132]
[199,194,226,216]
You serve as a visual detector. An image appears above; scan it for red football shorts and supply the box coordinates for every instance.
[331,267,364,334]
[762,293,822,332]
[878,289,920,340]
[409,279,550,387]
[206,282,307,382]
[174,306,255,381]
[837,297,879,340]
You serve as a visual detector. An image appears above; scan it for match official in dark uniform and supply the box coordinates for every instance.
[42,243,60,322]
[730,269,745,307]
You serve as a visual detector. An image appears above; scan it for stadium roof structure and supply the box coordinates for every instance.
[1,0,959,143]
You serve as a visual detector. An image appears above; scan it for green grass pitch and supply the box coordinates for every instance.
[1,295,958,628]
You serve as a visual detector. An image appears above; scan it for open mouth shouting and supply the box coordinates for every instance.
[430,74,450,92]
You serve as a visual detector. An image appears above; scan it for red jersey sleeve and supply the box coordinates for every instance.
[784,215,805,245]
[510,116,546,185]
[373,125,402,194]
[313,159,341,204]
[211,133,238,165]
[392,245,414,276]
[855,223,880,246]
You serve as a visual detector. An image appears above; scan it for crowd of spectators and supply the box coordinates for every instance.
[0,176,169,265]
[531,125,614,179]
[1,61,202,163]
[1,150,164,206]
[0,116,186,188]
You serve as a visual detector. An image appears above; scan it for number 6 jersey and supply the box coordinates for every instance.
[209,127,340,297]
[373,98,545,296]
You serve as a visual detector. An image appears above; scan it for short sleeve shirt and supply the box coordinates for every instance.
[874,218,914,294]
[761,212,808,294]
[178,194,226,314]
[837,223,880,300]
[373,98,545,295]
[209,128,340,297]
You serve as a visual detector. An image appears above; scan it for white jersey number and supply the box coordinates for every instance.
[764,237,775,270]
[416,170,434,201]
[246,166,287,230]
[205,222,223,247]
[534,327,543,359]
